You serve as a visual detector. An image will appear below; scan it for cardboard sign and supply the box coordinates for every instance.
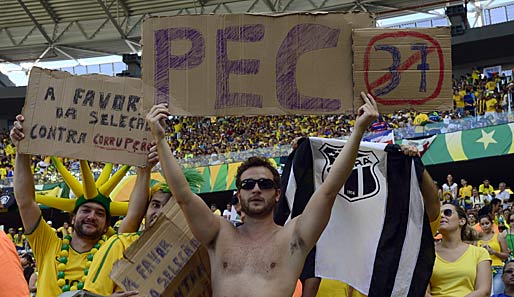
[111,199,212,297]
[19,67,150,166]
[353,28,452,113]
[142,13,373,116]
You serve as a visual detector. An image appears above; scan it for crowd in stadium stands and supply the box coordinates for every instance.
[2,174,513,295]
[2,68,514,296]
[0,69,512,183]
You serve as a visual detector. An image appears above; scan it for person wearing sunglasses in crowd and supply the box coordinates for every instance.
[427,204,492,297]
[145,93,431,297]
[492,261,514,297]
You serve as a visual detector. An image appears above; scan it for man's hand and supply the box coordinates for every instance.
[10,114,25,147]
[109,291,140,297]
[399,145,421,157]
[354,92,379,131]
[145,104,170,141]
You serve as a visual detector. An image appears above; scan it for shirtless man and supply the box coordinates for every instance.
[146,93,400,296]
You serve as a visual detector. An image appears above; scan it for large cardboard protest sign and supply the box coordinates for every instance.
[111,199,212,297]
[19,67,150,166]
[353,28,452,113]
[142,13,373,116]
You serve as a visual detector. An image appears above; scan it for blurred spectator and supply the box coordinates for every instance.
[211,203,221,216]
[442,174,458,200]
[20,253,34,284]
[0,230,30,297]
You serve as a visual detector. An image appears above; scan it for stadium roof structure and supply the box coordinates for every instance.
[0,0,464,64]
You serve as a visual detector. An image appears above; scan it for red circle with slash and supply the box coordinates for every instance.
[363,31,445,105]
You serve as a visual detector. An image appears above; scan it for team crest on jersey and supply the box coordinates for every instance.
[319,143,380,202]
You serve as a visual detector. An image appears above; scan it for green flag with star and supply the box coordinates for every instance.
[422,123,514,165]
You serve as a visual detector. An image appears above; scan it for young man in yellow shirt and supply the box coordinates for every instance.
[9,114,146,296]
[84,170,202,296]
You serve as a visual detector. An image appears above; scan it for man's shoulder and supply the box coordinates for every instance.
[106,232,140,248]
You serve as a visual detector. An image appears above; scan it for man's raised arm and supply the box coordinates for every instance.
[146,104,221,246]
[119,143,159,233]
[292,92,379,250]
[10,115,41,233]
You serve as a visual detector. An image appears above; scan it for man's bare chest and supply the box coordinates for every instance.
[211,240,289,278]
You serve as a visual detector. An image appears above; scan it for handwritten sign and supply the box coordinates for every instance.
[353,28,452,112]
[18,67,150,166]
[111,199,212,297]
[142,13,373,116]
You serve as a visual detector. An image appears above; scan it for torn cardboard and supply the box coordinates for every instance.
[142,13,374,116]
[353,27,452,113]
[19,67,150,166]
[111,199,212,297]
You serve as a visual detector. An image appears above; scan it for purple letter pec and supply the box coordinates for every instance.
[154,28,205,104]
[215,24,265,109]
[276,24,341,111]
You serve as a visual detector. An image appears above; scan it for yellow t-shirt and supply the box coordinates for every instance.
[57,226,73,236]
[486,98,498,112]
[477,232,503,267]
[14,233,25,248]
[459,185,473,198]
[479,184,494,195]
[486,81,496,91]
[413,113,428,125]
[429,245,491,297]
[317,279,367,297]
[84,233,141,295]
[472,70,480,81]
[6,233,14,242]
[453,94,465,108]
[25,218,101,297]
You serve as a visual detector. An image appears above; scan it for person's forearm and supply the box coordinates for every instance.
[492,250,509,260]
[320,126,366,198]
[119,167,151,233]
[420,169,440,222]
[14,153,35,208]
[464,290,490,297]
[156,138,192,205]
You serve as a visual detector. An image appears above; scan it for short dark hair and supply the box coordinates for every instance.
[504,260,514,272]
[478,214,492,224]
[491,198,502,206]
[236,157,280,190]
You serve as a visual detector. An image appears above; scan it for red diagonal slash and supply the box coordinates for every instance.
[363,31,446,105]
[368,46,436,90]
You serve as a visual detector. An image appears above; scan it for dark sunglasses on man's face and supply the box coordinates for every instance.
[240,178,276,190]
[505,269,514,274]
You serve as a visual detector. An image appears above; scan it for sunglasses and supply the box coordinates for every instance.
[442,209,453,217]
[240,178,277,190]
[505,269,514,274]
[510,219,514,223]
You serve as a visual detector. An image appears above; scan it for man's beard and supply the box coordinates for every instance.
[74,220,104,240]
[241,198,276,218]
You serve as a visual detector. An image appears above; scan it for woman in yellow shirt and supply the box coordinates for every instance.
[478,214,510,295]
[428,204,491,297]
